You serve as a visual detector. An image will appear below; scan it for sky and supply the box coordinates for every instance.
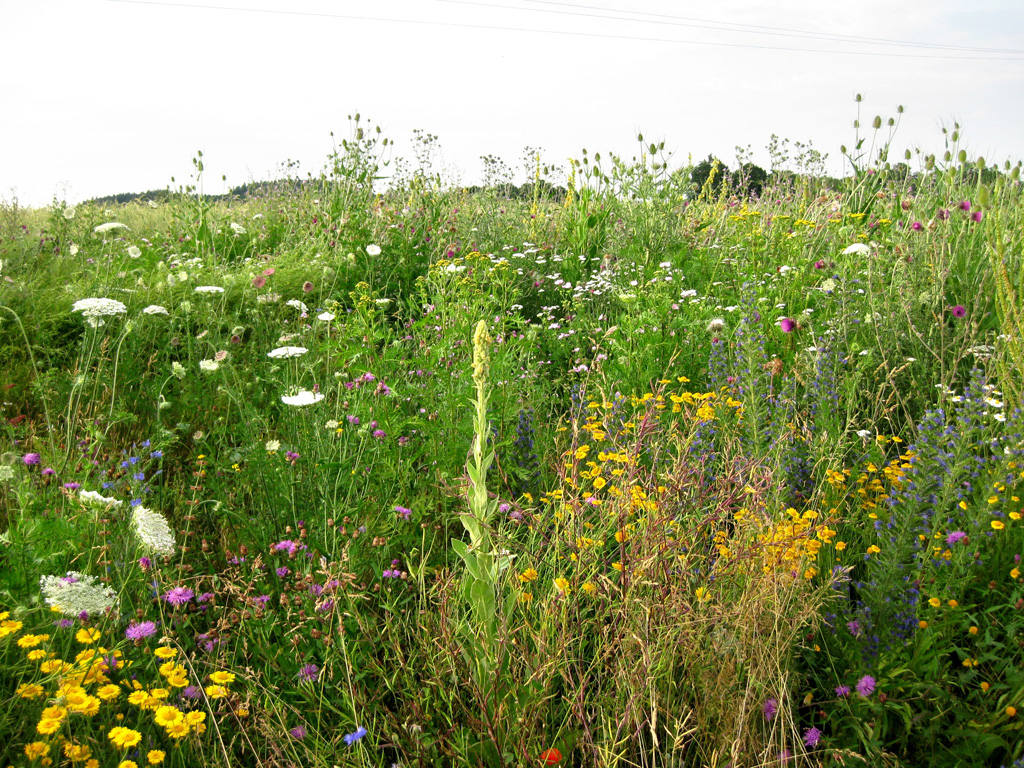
[2,0,1023,207]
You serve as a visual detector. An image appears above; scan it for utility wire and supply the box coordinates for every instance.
[108,0,1024,60]
[511,0,1024,54]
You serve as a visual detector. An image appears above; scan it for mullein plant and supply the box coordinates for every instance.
[450,320,518,758]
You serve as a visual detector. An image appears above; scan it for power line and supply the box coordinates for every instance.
[511,0,1024,55]
[107,0,1024,60]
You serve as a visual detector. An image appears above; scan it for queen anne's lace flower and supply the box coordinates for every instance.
[79,489,123,509]
[199,359,220,373]
[72,298,127,327]
[133,506,176,556]
[281,391,324,406]
[143,305,169,315]
[40,571,118,617]
[286,299,309,313]
[93,222,128,233]
[267,346,308,358]
[194,286,224,294]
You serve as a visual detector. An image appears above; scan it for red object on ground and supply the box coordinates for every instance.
[539,748,562,765]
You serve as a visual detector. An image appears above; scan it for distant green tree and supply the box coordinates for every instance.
[733,163,768,197]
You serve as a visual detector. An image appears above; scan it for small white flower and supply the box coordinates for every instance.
[40,571,118,617]
[171,362,186,380]
[317,311,335,322]
[230,222,247,235]
[79,489,123,509]
[706,318,726,333]
[281,390,324,407]
[324,420,339,429]
[375,298,391,307]
[72,298,127,326]
[843,243,871,255]
[143,305,169,315]
[267,346,308,359]
[127,245,142,258]
[286,299,309,313]
[265,439,281,452]
[366,244,382,256]
[984,397,1004,409]
[257,292,281,304]
[94,222,128,234]
[63,206,76,220]
[856,429,872,439]
[199,359,220,372]
[133,506,176,556]
[70,243,79,256]
[194,286,224,294]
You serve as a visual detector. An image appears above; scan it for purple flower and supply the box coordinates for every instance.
[950,305,966,319]
[763,698,778,722]
[847,620,861,637]
[395,505,412,519]
[856,675,876,697]
[347,415,359,425]
[41,467,56,476]
[63,482,81,490]
[273,540,298,555]
[959,200,971,212]
[125,620,158,640]
[56,618,74,629]
[285,451,300,463]
[139,557,152,571]
[804,726,822,748]
[343,726,368,745]
[181,685,201,700]
[813,259,826,269]
[372,429,387,439]
[946,530,967,546]
[23,453,41,466]
[911,221,923,231]
[298,663,320,682]
[835,685,850,697]
[276,567,290,577]
[971,210,983,223]
[164,586,195,606]
[290,725,307,739]
[779,317,796,333]
[937,208,950,220]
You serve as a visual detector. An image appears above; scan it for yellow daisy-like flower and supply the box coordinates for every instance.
[127,690,149,707]
[64,742,92,762]
[108,726,143,749]
[166,672,189,688]
[153,705,184,728]
[185,710,206,727]
[835,541,847,551]
[153,647,178,660]
[209,670,236,685]
[17,683,45,699]
[1012,568,1021,579]
[164,720,190,739]
[969,626,979,635]
[69,694,101,717]
[948,600,959,608]
[553,577,570,594]
[1007,706,1017,718]
[37,717,63,735]
[147,750,166,765]
[85,760,100,768]
[40,658,68,674]
[928,597,942,608]
[25,741,51,759]
[517,568,538,583]
[18,633,50,648]
[97,684,122,701]
[980,681,990,692]
[27,648,48,661]
[118,761,139,768]
[582,581,597,594]
[76,628,101,644]
[866,545,881,555]
[204,684,228,699]
[918,620,928,629]
[991,520,1006,531]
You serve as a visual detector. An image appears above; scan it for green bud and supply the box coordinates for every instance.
[855,93,862,102]
[872,116,882,129]
[905,149,912,160]
[958,150,967,164]
[975,156,986,170]
[978,185,990,208]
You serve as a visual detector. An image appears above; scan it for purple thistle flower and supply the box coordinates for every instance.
[763,698,778,722]
[856,675,876,697]
[911,221,923,231]
[959,199,971,212]
[347,414,359,425]
[56,618,74,629]
[950,305,967,319]
[779,317,796,333]
[946,530,967,546]
[125,620,158,640]
[971,210,984,223]
[372,429,387,439]
[395,505,412,519]
[23,453,41,466]
[343,726,368,745]
[290,725,307,739]
[804,726,822,748]
[298,663,320,682]
[847,620,861,637]
[835,685,850,697]
[276,567,290,577]
[63,482,81,490]
[937,208,950,220]
[164,586,195,606]
[181,685,202,700]
[41,467,56,476]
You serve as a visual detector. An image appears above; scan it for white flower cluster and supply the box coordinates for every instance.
[142,305,169,315]
[195,285,225,294]
[267,346,308,359]
[79,489,123,509]
[282,390,324,406]
[286,299,309,313]
[40,571,118,617]
[199,359,220,373]
[132,506,176,556]
[71,298,128,327]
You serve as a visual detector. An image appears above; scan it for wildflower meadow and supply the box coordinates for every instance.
[2,109,1023,768]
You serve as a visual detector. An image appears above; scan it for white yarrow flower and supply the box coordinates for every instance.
[230,222,247,235]
[267,346,308,359]
[40,571,118,617]
[171,361,186,380]
[143,305,169,315]
[366,244,382,256]
[199,359,220,373]
[281,390,324,407]
[127,245,142,258]
[133,506,176,555]
[265,439,281,452]
[63,206,77,220]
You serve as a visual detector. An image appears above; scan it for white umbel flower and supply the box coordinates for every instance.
[133,506,176,555]
[199,359,220,373]
[94,222,128,234]
[267,346,308,359]
[282,390,324,406]
[79,489,123,509]
[143,305,169,315]
[72,298,127,328]
[194,286,225,294]
[40,571,118,617]
[286,299,309,313]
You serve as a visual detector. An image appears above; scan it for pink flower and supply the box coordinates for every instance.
[252,276,267,288]
[959,200,971,212]
[262,267,275,276]
[856,675,876,697]
[23,453,41,466]
[971,210,983,223]
[911,221,923,231]
[302,281,314,293]
[950,305,967,319]
[779,317,797,333]
[164,586,195,606]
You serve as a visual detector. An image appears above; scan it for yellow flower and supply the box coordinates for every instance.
[980,681,990,692]
[1007,706,1017,718]
[108,726,143,749]
[147,751,166,765]
[17,683,45,699]
[969,626,979,635]
[25,741,51,759]
[991,520,1006,531]
[154,705,184,728]
[27,648,48,661]
[204,684,228,699]
[1012,568,1021,579]
[866,545,881,555]
[918,620,928,629]
[97,684,122,701]
[153,647,178,660]
[209,670,236,685]
[64,742,92,762]
[166,672,189,688]
[127,690,149,707]
[517,568,538,583]
[40,659,67,674]
[948,599,959,608]
[18,633,50,648]
[582,582,597,594]
[118,761,139,768]
[165,720,190,739]
[928,597,941,608]
[612,562,623,572]
[37,717,63,735]
[75,627,101,644]
[835,541,847,551]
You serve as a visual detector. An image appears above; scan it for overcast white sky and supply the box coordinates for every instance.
[3,0,1023,206]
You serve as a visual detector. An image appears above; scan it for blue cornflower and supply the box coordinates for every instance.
[343,726,368,745]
